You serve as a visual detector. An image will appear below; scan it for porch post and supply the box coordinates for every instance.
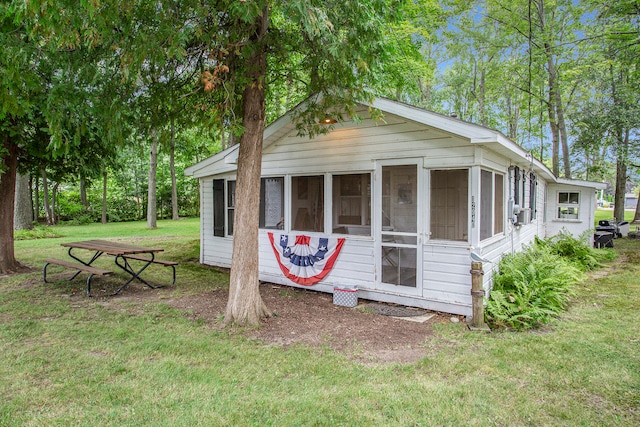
[470,261,489,330]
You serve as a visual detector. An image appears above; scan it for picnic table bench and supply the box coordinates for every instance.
[43,258,113,296]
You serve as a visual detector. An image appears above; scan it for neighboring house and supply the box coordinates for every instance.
[185,98,604,317]
[625,193,638,210]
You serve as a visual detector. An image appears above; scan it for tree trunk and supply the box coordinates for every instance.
[41,167,53,226]
[546,77,560,177]
[479,66,487,127]
[14,171,33,230]
[52,182,59,225]
[170,118,179,220]
[133,146,142,220]
[34,174,40,222]
[0,132,20,274]
[102,168,108,224]
[536,0,562,177]
[80,175,88,209]
[613,129,629,223]
[556,97,571,179]
[633,186,640,223]
[506,93,519,140]
[225,6,272,326]
[147,128,158,229]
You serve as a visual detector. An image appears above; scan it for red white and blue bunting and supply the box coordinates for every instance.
[268,233,345,286]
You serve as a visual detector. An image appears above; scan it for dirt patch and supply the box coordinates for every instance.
[37,273,458,364]
[169,283,456,364]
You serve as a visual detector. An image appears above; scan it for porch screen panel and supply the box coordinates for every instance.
[292,175,324,232]
[430,169,468,241]
[494,173,504,233]
[332,173,371,235]
[380,165,418,288]
[213,179,225,237]
[382,165,417,233]
[480,170,493,240]
[259,177,284,229]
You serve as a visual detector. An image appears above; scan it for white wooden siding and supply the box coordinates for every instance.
[193,108,598,317]
[423,244,473,311]
[546,184,596,239]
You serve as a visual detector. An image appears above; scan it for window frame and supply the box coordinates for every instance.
[226,180,236,236]
[291,174,326,233]
[480,169,505,241]
[212,178,236,237]
[556,191,580,220]
[259,176,285,230]
[429,168,469,242]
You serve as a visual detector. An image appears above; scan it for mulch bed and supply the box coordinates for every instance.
[167,283,459,364]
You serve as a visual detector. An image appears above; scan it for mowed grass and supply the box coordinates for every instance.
[595,207,636,225]
[1,219,639,426]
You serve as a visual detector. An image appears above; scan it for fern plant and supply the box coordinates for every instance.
[486,243,583,331]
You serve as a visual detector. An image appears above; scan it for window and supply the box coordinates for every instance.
[430,169,468,241]
[495,174,504,234]
[212,179,236,236]
[480,170,505,241]
[259,177,284,229]
[557,191,579,219]
[227,181,236,235]
[214,177,285,236]
[529,173,537,219]
[292,175,324,232]
[332,173,371,235]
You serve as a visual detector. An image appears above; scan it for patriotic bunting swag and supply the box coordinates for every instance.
[268,233,345,286]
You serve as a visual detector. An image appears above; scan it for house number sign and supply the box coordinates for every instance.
[471,196,476,228]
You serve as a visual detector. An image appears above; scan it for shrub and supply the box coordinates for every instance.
[64,213,95,225]
[536,230,615,271]
[486,243,583,331]
[14,225,62,240]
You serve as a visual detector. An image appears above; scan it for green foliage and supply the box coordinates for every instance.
[14,225,62,240]
[486,242,583,331]
[536,230,616,271]
[487,229,622,330]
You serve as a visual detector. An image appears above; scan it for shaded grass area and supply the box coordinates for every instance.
[1,219,639,426]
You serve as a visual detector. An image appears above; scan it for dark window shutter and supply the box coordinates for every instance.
[213,179,225,237]
[514,167,520,205]
[259,178,266,228]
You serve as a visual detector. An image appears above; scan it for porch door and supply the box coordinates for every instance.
[377,162,421,295]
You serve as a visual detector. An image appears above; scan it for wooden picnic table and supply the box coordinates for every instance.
[44,239,176,296]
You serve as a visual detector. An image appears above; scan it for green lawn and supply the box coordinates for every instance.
[1,219,639,426]
[595,207,636,225]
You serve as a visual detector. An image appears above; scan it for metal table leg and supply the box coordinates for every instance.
[112,253,159,295]
[67,248,104,281]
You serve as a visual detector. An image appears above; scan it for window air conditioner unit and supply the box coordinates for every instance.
[516,209,531,225]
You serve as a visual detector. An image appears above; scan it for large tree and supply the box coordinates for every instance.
[0,3,41,273]
[195,0,416,325]
[7,0,433,326]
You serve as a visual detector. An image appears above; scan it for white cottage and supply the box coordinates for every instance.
[185,98,604,316]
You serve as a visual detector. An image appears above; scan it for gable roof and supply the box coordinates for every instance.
[184,97,604,190]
